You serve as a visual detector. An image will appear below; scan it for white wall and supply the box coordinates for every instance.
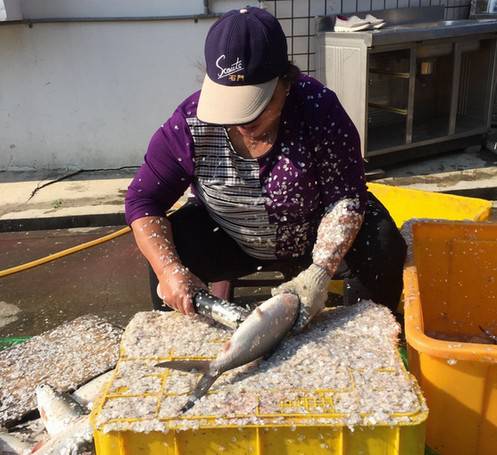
[0,1,467,170]
[0,1,264,170]
[0,20,214,169]
[1,0,22,20]
[1,0,262,20]
[19,0,205,19]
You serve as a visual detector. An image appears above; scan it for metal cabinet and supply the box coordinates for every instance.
[316,8,497,165]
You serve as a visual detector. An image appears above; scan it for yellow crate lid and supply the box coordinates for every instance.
[91,303,427,435]
[368,182,492,227]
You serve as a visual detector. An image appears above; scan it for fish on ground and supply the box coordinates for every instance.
[71,370,114,410]
[35,385,86,438]
[30,418,92,455]
[31,385,92,454]
[156,293,300,412]
[1,371,113,455]
[0,430,32,455]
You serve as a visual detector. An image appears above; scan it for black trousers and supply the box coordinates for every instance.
[148,192,407,313]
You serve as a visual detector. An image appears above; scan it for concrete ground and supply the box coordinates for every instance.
[1,147,497,337]
[0,226,149,337]
[0,168,137,223]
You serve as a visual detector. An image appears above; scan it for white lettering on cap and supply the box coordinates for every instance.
[240,8,248,14]
[216,55,244,79]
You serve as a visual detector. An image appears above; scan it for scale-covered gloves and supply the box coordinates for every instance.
[272,263,331,331]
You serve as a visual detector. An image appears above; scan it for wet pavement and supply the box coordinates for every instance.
[0,226,150,337]
[0,226,281,338]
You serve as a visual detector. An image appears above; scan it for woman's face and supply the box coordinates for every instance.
[234,79,288,140]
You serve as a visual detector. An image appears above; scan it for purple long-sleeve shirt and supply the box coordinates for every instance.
[125,74,367,259]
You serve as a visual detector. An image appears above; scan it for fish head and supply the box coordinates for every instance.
[35,384,57,401]
[35,384,86,438]
[259,293,300,325]
[36,384,57,424]
[278,292,300,310]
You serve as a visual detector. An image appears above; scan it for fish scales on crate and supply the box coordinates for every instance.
[155,294,300,413]
[92,301,428,442]
[0,315,122,428]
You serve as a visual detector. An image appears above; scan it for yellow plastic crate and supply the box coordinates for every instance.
[92,424,424,454]
[91,308,428,455]
[404,221,497,455]
[368,183,492,227]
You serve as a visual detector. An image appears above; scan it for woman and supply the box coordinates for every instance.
[125,7,406,331]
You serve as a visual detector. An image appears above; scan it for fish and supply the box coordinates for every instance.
[35,385,86,438]
[71,370,114,410]
[30,418,92,455]
[0,430,32,455]
[0,383,100,455]
[32,384,93,454]
[156,293,300,412]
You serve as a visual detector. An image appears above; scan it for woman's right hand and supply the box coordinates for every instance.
[157,263,207,315]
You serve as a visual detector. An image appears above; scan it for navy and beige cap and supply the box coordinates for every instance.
[197,7,289,125]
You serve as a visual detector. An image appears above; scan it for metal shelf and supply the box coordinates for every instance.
[369,69,410,78]
[368,103,408,115]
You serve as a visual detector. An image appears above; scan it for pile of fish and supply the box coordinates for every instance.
[0,315,122,428]
[0,315,120,454]
[0,371,113,455]
[95,299,427,433]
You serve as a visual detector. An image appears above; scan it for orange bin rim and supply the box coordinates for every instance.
[403,220,497,364]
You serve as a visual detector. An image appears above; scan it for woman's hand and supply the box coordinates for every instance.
[157,263,207,314]
[272,264,331,331]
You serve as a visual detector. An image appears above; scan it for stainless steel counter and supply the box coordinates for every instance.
[316,8,497,163]
[327,19,497,47]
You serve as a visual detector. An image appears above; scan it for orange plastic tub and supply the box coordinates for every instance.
[403,220,497,455]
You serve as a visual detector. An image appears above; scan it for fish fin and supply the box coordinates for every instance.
[39,407,47,423]
[31,440,46,453]
[180,372,221,413]
[222,341,231,352]
[155,360,210,373]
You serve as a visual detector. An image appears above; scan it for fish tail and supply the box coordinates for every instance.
[180,372,221,413]
[155,359,210,372]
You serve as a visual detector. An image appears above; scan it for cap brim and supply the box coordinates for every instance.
[197,75,278,125]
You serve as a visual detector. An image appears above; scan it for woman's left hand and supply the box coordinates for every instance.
[272,264,331,332]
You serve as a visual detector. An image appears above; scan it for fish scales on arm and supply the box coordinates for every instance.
[156,294,300,412]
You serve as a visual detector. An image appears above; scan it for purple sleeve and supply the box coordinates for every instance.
[316,90,367,214]
[124,111,195,225]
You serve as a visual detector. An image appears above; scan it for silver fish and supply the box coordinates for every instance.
[33,385,93,455]
[35,385,86,438]
[156,293,300,412]
[0,430,32,455]
[30,418,92,455]
[71,370,114,410]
